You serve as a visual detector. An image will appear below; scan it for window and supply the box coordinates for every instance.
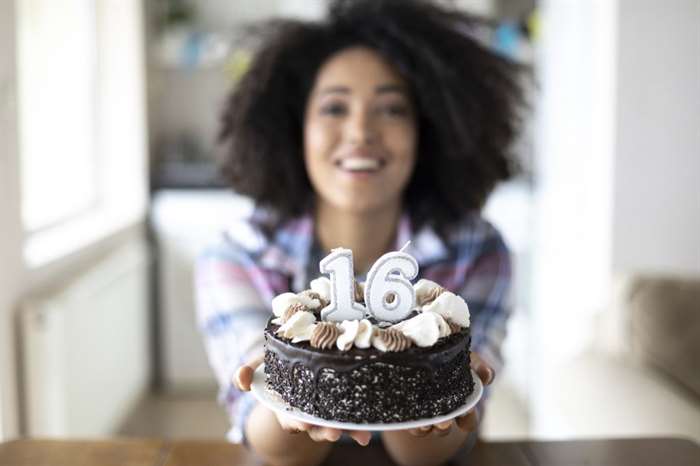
[17,0,99,232]
[16,0,148,267]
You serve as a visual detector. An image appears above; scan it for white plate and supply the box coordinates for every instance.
[250,363,483,431]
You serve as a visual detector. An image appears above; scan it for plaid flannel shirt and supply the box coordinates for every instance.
[195,210,512,443]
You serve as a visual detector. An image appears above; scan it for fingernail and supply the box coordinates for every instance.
[487,368,495,384]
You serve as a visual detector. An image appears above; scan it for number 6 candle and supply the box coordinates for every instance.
[320,245,419,323]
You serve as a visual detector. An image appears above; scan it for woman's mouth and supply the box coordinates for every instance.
[335,157,386,174]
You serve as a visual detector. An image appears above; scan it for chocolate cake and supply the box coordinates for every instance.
[263,273,474,424]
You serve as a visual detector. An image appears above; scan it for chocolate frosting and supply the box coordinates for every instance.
[264,318,470,381]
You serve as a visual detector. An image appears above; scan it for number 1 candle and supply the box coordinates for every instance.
[319,248,367,321]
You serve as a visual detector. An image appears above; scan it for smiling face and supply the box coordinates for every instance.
[304,47,417,216]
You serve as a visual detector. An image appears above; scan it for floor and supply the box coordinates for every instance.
[117,390,230,440]
[481,379,530,440]
[117,379,530,441]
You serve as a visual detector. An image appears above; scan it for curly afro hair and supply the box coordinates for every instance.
[219,0,526,236]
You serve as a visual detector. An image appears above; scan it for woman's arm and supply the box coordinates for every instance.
[246,405,334,466]
[195,241,271,444]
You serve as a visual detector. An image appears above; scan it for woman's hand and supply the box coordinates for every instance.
[234,356,372,447]
[406,351,494,437]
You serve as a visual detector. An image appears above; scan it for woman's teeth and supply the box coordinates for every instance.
[338,158,382,172]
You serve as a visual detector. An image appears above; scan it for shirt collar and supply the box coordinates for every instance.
[259,211,449,279]
[260,214,314,280]
[395,214,449,266]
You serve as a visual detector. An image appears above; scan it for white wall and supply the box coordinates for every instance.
[21,238,151,437]
[613,0,700,276]
[0,0,23,440]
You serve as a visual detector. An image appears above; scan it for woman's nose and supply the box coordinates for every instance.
[346,109,379,145]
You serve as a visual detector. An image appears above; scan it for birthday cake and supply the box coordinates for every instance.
[263,248,474,424]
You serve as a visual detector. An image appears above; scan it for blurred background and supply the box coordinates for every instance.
[1,0,698,444]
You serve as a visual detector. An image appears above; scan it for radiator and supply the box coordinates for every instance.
[20,237,151,437]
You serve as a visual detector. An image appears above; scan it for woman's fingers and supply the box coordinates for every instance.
[348,430,371,446]
[279,414,341,443]
[408,425,433,437]
[307,426,342,443]
[301,426,369,445]
[232,354,265,391]
[456,409,479,433]
[471,352,495,385]
[277,415,311,434]
[233,366,254,391]
[433,420,453,437]
[407,420,454,437]
[276,411,368,445]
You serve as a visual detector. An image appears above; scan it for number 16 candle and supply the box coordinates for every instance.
[319,245,419,323]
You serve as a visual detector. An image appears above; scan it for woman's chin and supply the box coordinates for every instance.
[327,196,401,217]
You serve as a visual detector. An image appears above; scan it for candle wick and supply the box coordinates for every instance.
[399,241,411,253]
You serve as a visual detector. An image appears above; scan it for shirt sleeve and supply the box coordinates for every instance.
[194,236,272,444]
[456,222,513,376]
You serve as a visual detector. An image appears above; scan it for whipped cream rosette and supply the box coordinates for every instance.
[272,278,470,352]
[275,310,316,343]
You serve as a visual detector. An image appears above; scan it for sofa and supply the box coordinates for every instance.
[549,274,700,442]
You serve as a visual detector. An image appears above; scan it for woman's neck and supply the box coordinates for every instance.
[315,201,401,275]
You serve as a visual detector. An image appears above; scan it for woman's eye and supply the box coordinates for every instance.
[320,102,347,116]
[379,103,409,117]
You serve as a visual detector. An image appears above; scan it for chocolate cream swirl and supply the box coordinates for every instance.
[374,328,413,352]
[310,322,340,350]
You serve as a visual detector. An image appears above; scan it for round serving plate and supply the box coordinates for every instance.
[250,364,483,431]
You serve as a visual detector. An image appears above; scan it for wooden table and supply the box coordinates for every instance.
[0,437,698,466]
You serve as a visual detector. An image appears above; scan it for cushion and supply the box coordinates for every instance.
[627,275,700,400]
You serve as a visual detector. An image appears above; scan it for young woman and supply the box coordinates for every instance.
[195,1,524,465]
